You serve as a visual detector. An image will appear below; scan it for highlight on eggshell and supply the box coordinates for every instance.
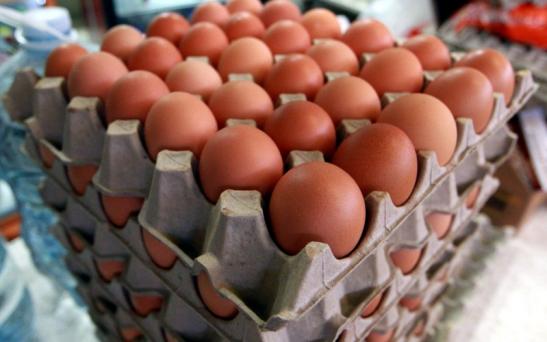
[127,37,182,78]
[224,11,265,41]
[263,20,311,55]
[165,59,222,100]
[217,37,273,83]
[179,22,229,65]
[342,19,394,56]
[191,1,230,27]
[306,39,359,75]
[300,8,341,39]
[260,0,302,28]
[101,25,144,62]
[146,12,190,45]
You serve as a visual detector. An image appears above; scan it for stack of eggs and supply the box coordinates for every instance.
[32,0,528,340]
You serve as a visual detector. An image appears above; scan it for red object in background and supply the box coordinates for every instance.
[452,3,547,49]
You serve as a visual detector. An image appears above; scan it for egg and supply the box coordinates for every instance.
[265,54,324,101]
[263,20,311,55]
[270,162,365,258]
[333,123,417,206]
[226,0,263,15]
[68,52,128,101]
[147,12,190,45]
[225,11,265,41]
[361,292,383,317]
[402,35,451,71]
[95,258,125,282]
[45,43,88,78]
[127,37,182,78]
[101,25,144,62]
[300,8,341,39]
[199,125,283,202]
[67,164,98,196]
[390,247,422,274]
[105,71,169,124]
[141,228,178,269]
[342,19,394,56]
[465,184,480,208]
[144,92,218,160]
[360,47,424,97]
[455,48,515,105]
[217,37,272,83]
[208,80,273,127]
[101,195,144,227]
[306,40,359,75]
[264,100,336,158]
[399,295,422,311]
[191,1,230,27]
[165,60,222,100]
[197,272,238,319]
[425,67,494,133]
[179,22,229,65]
[426,212,453,239]
[260,0,301,27]
[378,94,457,166]
[366,329,395,342]
[315,76,381,124]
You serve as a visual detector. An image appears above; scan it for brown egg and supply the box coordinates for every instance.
[455,48,515,105]
[265,54,324,101]
[101,195,144,227]
[179,22,229,65]
[226,0,263,15]
[105,71,169,124]
[67,231,85,252]
[402,35,451,71]
[217,37,272,83]
[366,329,395,342]
[130,292,163,316]
[120,327,142,341]
[141,228,178,269]
[147,12,190,45]
[361,292,383,317]
[315,76,381,124]
[127,37,182,78]
[333,123,417,206]
[390,247,422,274]
[264,100,336,158]
[399,295,422,311]
[342,19,394,56]
[95,258,125,282]
[199,125,283,202]
[413,319,426,336]
[39,144,55,169]
[67,164,98,196]
[101,25,144,63]
[306,40,359,75]
[270,162,365,258]
[144,92,218,160]
[378,94,457,166]
[425,67,494,133]
[260,0,301,27]
[465,184,480,208]
[208,80,273,127]
[191,1,230,27]
[263,20,311,55]
[68,52,128,101]
[300,8,341,39]
[45,43,88,78]
[197,272,238,319]
[426,212,453,239]
[225,11,265,41]
[165,59,222,100]
[360,47,423,97]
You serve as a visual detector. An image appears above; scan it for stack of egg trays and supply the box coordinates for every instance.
[9,55,536,341]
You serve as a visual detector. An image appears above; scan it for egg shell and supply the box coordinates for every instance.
[179,22,229,65]
[360,47,423,97]
[263,20,311,55]
[425,67,494,133]
[269,162,366,258]
[333,123,417,206]
[45,43,88,78]
[224,11,265,41]
[399,295,422,311]
[226,0,263,15]
[101,195,144,227]
[67,164,98,196]
[191,1,230,27]
[217,37,273,83]
[465,184,480,208]
[120,327,142,341]
[300,8,341,39]
[144,92,218,160]
[342,19,394,55]
[264,100,336,158]
[426,212,453,239]
[378,93,457,166]
[455,48,515,105]
[265,54,324,101]
[413,319,426,336]
[68,52,128,101]
[197,272,238,319]
[315,76,380,124]
[130,292,164,316]
[68,231,85,252]
[147,12,190,45]
[142,228,178,269]
[95,258,125,282]
[389,247,422,274]
[361,292,383,317]
[101,25,144,62]
[306,40,359,75]
[260,0,301,28]
[199,125,283,202]
[402,35,451,71]
[366,329,395,342]
[105,70,169,124]
[208,80,273,127]
[127,37,182,78]
[39,144,55,169]
[165,59,222,100]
